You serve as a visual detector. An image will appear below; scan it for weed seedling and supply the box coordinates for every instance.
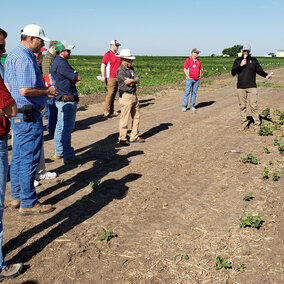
[262,108,271,119]
[278,143,284,154]
[272,171,280,181]
[274,138,280,146]
[89,179,100,190]
[269,160,273,165]
[215,256,232,270]
[240,213,264,229]
[175,253,189,261]
[237,262,246,273]
[264,147,270,154]
[263,167,269,179]
[98,229,117,241]
[240,154,260,165]
[243,192,254,201]
[258,124,273,136]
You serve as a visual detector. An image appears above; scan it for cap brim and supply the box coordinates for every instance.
[39,36,51,42]
[66,45,75,50]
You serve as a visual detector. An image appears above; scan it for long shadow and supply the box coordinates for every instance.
[139,98,155,109]
[195,100,215,109]
[75,114,108,131]
[4,173,142,264]
[141,123,173,139]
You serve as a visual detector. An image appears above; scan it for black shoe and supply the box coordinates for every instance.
[119,140,130,146]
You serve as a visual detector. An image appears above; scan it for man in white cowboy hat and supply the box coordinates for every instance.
[4,24,57,215]
[50,41,82,164]
[117,49,145,145]
[101,40,121,117]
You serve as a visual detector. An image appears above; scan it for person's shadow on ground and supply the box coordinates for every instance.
[195,100,215,109]
[4,173,142,264]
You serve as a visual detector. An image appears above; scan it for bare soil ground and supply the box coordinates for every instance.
[3,68,284,284]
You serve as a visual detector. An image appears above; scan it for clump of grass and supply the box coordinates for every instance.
[243,192,254,201]
[264,146,270,154]
[263,167,269,179]
[89,179,100,190]
[258,123,273,136]
[272,171,280,181]
[278,143,284,154]
[175,253,189,261]
[237,262,246,273]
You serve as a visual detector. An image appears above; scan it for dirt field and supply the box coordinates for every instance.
[3,67,284,284]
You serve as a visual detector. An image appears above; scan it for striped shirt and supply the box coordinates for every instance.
[4,44,46,108]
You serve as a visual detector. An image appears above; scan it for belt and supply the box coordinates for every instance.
[0,133,8,140]
[17,107,41,113]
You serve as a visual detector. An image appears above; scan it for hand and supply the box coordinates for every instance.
[124,78,133,85]
[240,59,247,67]
[47,86,58,98]
[101,76,106,83]
[266,72,273,79]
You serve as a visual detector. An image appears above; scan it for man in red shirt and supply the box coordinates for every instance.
[0,28,23,279]
[101,40,121,117]
[182,48,203,112]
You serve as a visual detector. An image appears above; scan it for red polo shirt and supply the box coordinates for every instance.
[102,50,121,78]
[0,76,14,135]
[184,57,202,80]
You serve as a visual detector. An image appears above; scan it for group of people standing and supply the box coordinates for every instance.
[0,22,274,280]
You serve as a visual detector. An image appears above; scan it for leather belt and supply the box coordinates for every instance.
[0,133,8,140]
[17,107,41,113]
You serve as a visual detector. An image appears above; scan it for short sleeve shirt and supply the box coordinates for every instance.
[50,56,78,100]
[184,57,202,80]
[117,64,138,93]
[4,44,46,108]
[102,50,121,78]
[0,76,14,135]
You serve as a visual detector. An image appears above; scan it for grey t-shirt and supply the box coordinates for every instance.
[117,64,138,95]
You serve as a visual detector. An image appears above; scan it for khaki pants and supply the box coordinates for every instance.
[104,78,118,113]
[118,92,140,142]
[237,88,260,125]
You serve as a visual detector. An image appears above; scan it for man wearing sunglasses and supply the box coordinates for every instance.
[232,43,272,130]
[4,24,57,215]
[50,41,81,164]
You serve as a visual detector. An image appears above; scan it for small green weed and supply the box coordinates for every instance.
[237,262,246,273]
[240,212,263,229]
[263,167,269,179]
[215,256,232,270]
[56,179,65,185]
[258,124,273,136]
[274,138,280,146]
[269,160,273,165]
[272,171,280,181]
[264,147,270,154]
[278,143,284,154]
[243,192,254,201]
[98,229,117,241]
[240,154,260,165]
[89,179,100,190]
[261,108,271,119]
[175,253,189,261]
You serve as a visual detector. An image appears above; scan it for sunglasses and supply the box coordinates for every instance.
[0,44,5,50]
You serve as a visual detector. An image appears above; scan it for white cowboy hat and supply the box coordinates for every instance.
[119,49,136,60]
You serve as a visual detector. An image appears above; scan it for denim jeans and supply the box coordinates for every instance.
[182,78,200,109]
[0,140,8,270]
[54,101,77,160]
[46,98,58,133]
[10,112,42,208]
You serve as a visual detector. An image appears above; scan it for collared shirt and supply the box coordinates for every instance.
[117,64,138,94]
[102,50,121,78]
[42,51,56,77]
[184,56,202,80]
[0,76,14,135]
[50,56,78,100]
[4,44,46,108]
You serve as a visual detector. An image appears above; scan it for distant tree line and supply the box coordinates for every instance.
[222,45,242,57]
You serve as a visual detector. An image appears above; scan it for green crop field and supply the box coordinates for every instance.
[69,56,284,95]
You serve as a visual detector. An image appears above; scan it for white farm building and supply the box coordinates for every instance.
[276,50,284,57]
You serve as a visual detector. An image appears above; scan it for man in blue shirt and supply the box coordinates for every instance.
[50,41,81,164]
[4,24,57,215]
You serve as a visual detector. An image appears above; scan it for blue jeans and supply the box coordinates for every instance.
[182,78,200,109]
[10,112,43,208]
[54,101,77,160]
[0,140,8,270]
[46,98,58,133]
